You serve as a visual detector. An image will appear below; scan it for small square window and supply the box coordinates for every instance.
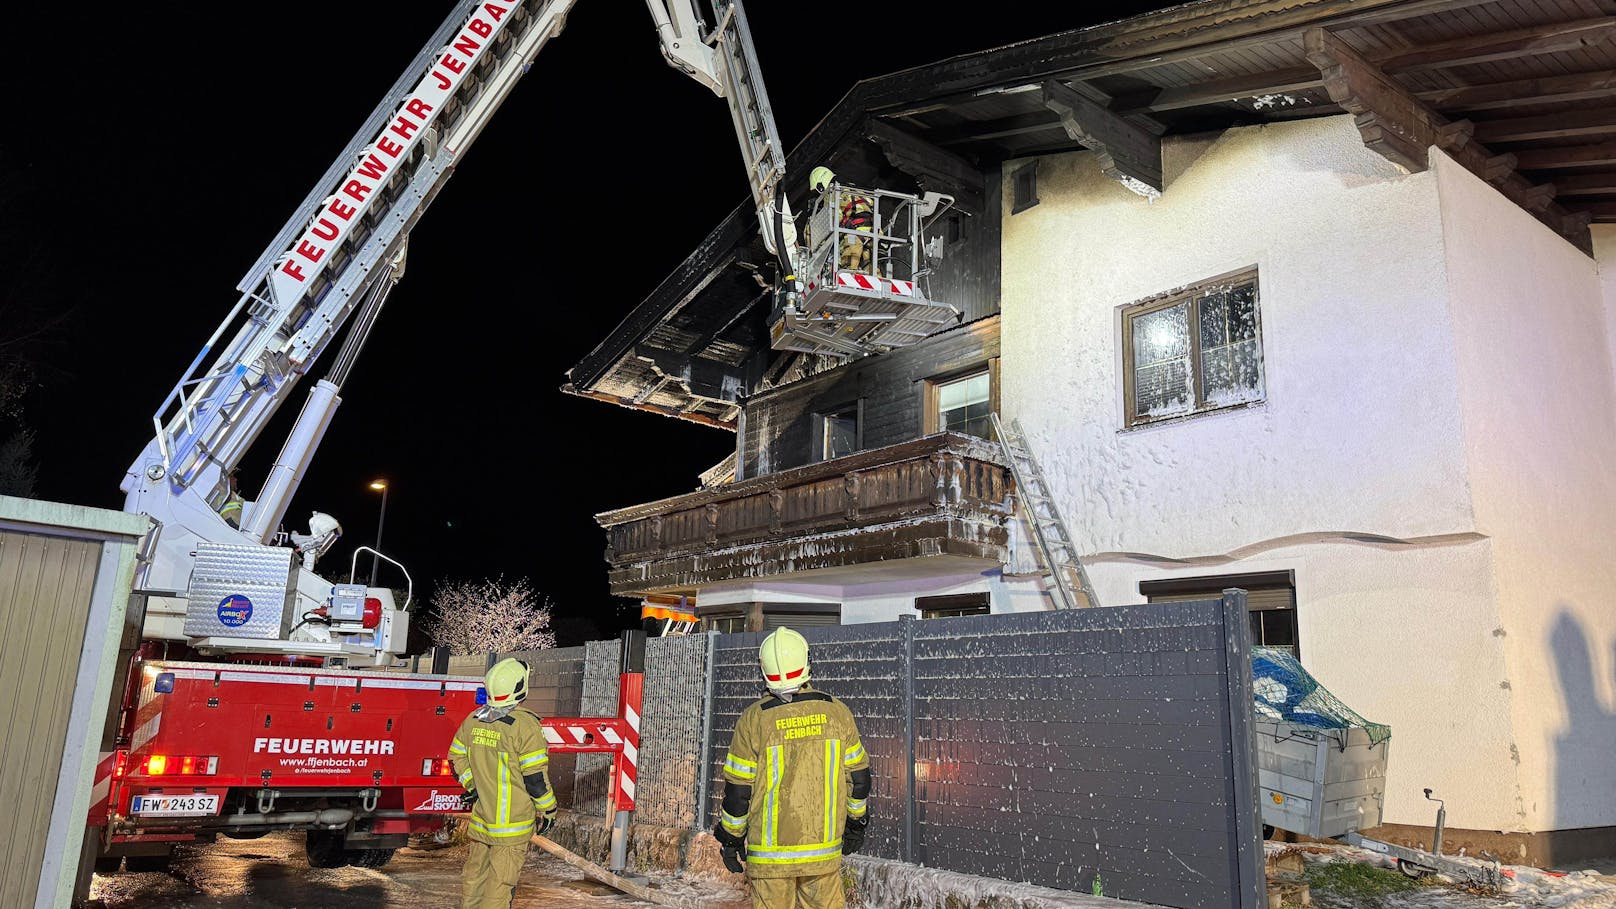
[1012,162,1039,214]
[819,404,859,461]
[705,613,746,634]
[1123,270,1263,426]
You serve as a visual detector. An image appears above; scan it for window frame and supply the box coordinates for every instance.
[1138,570,1297,658]
[923,359,1000,437]
[815,400,862,462]
[1120,267,1263,428]
[1012,161,1040,214]
[916,592,991,619]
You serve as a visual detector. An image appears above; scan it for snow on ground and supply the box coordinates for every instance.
[1270,842,1616,909]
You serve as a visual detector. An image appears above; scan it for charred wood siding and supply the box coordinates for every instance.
[743,317,1000,478]
[597,434,1012,596]
[920,163,1003,325]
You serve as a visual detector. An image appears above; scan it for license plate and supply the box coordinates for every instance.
[130,794,221,817]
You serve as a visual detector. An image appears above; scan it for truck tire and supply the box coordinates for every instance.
[348,848,396,868]
[305,831,348,869]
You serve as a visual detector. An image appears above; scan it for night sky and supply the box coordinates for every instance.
[7,2,1168,645]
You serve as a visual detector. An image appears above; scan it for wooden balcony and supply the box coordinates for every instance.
[596,433,1014,596]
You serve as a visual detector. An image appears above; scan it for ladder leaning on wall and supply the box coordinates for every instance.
[991,414,1101,610]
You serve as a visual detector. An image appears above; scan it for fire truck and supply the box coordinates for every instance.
[87,0,958,892]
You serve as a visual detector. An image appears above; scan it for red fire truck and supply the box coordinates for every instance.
[87,638,642,874]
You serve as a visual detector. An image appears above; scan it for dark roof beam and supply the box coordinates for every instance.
[1304,28,1590,253]
[1514,142,1616,170]
[1419,69,1616,113]
[1373,16,1616,73]
[925,111,1069,146]
[1473,107,1616,144]
[864,118,988,215]
[1042,80,1163,193]
[1552,172,1616,195]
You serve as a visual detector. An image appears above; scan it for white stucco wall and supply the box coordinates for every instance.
[1087,538,1516,829]
[993,115,1576,831]
[1000,116,1475,560]
[1434,152,1616,832]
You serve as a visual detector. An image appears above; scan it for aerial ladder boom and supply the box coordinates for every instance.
[120,0,797,658]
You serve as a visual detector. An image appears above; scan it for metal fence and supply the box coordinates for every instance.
[454,595,1262,909]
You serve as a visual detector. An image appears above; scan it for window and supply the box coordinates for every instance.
[1012,162,1039,214]
[705,613,747,634]
[924,365,995,439]
[1139,570,1298,658]
[1122,270,1263,426]
[917,593,990,619]
[818,403,860,461]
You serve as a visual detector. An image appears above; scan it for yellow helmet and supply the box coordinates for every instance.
[809,166,836,193]
[484,657,529,706]
[759,628,811,692]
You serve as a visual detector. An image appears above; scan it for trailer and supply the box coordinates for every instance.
[1252,648,1503,889]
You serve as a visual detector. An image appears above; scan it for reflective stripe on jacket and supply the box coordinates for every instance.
[450,706,555,845]
[721,687,870,879]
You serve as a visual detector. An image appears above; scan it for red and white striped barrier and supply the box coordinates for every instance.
[835,272,916,296]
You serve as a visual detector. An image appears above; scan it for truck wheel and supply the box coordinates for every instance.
[348,848,396,868]
[305,831,349,869]
[125,853,172,873]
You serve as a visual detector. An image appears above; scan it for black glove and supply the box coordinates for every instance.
[537,811,557,836]
[713,823,746,873]
[460,790,478,810]
[842,815,869,855]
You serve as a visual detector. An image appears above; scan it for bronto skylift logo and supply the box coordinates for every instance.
[217,595,253,628]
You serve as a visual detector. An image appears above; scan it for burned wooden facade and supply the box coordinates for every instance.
[598,433,1012,597]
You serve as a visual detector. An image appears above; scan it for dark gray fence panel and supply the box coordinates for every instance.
[574,640,622,815]
[910,601,1257,909]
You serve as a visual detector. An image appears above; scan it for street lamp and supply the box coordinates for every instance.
[368,480,389,587]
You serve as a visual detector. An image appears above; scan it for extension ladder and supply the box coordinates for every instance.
[991,414,1100,610]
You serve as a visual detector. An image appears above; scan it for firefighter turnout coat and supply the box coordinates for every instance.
[720,687,871,879]
[450,706,557,843]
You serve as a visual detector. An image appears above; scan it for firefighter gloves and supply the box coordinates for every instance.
[538,811,557,836]
[712,821,747,873]
[842,815,869,855]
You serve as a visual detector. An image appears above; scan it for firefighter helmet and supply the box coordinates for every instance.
[759,627,811,692]
[809,166,836,193]
[485,657,530,705]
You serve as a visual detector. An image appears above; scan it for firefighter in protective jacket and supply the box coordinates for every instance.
[713,628,872,909]
[450,657,557,909]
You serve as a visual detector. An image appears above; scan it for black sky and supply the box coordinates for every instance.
[7,2,1170,645]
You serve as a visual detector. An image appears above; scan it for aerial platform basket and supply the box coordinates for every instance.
[769,183,960,357]
[1252,647,1391,839]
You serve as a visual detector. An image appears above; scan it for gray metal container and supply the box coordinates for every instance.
[183,542,298,640]
[1256,720,1388,838]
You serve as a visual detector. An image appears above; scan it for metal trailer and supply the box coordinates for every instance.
[1255,721,1502,888]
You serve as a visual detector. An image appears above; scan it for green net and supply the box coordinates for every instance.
[1252,647,1391,745]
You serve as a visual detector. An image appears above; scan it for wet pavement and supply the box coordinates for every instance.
[90,831,659,909]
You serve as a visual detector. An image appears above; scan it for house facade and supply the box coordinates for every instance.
[568,0,1616,858]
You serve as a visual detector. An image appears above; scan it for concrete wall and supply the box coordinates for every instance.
[1434,152,1616,833]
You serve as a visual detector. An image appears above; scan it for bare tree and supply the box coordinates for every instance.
[426,577,556,655]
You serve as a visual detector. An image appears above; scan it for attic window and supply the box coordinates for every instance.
[1012,162,1039,214]
[946,213,966,245]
